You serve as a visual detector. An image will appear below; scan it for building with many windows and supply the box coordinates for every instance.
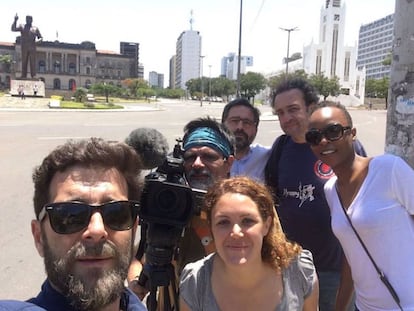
[357,14,393,80]
[169,55,176,89]
[174,30,201,90]
[148,71,164,88]
[220,53,253,80]
[0,39,141,92]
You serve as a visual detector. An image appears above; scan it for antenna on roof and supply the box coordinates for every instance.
[189,9,194,30]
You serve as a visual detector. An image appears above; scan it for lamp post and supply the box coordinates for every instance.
[208,64,212,104]
[200,55,205,107]
[236,0,243,98]
[280,27,298,76]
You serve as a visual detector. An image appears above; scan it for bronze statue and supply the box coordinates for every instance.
[11,14,43,79]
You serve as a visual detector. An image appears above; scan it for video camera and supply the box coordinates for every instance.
[136,139,205,290]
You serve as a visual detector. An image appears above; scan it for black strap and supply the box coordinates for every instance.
[264,134,288,203]
[336,184,404,311]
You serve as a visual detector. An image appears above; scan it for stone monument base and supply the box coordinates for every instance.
[10,79,45,97]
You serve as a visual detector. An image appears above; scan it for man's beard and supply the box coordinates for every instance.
[186,168,214,190]
[42,231,133,311]
[234,130,251,152]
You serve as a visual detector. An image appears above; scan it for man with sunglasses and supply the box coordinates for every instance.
[221,98,270,182]
[264,78,366,311]
[0,138,147,311]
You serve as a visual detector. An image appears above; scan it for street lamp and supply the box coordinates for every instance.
[236,0,243,98]
[200,55,205,107]
[280,27,298,76]
[208,64,212,104]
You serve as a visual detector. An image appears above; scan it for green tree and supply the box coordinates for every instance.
[239,72,267,101]
[212,77,236,100]
[185,78,201,98]
[309,73,340,100]
[122,78,149,98]
[366,77,390,109]
[0,54,12,73]
[365,78,378,97]
[376,77,390,109]
[158,88,185,99]
[73,87,87,102]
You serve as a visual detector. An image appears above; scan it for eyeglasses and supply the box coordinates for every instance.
[227,117,256,127]
[38,200,140,234]
[305,123,352,146]
[183,152,225,164]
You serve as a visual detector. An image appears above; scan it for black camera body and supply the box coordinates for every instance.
[137,140,205,268]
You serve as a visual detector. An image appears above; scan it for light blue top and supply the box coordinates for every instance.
[230,144,271,182]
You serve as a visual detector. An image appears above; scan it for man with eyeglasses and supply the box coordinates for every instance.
[264,78,366,311]
[0,138,147,311]
[221,98,270,182]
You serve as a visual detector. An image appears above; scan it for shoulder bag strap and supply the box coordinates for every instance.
[336,185,404,311]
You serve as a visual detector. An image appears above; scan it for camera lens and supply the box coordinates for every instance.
[157,189,178,211]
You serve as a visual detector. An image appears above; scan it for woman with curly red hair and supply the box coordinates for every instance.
[179,176,319,310]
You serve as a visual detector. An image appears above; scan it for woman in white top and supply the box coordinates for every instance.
[306,101,414,310]
[179,176,319,311]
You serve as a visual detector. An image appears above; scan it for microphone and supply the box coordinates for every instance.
[125,128,169,169]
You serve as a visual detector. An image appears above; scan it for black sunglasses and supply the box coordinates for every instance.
[38,200,140,234]
[305,123,352,146]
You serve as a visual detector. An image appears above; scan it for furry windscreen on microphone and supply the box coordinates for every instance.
[125,128,169,169]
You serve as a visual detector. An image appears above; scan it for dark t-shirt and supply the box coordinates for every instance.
[267,136,342,272]
[265,135,367,272]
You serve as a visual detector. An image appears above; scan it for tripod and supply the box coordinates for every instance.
[135,222,182,311]
[138,263,179,311]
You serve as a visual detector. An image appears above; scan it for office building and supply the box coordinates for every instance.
[169,55,176,89]
[220,53,253,80]
[357,14,394,79]
[120,42,140,78]
[174,30,201,90]
[148,71,164,88]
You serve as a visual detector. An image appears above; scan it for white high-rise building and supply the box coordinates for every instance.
[221,53,253,80]
[357,14,394,80]
[175,30,202,90]
[303,0,365,101]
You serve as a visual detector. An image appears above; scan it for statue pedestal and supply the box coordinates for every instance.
[10,80,45,97]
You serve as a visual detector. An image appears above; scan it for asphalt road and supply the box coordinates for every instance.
[0,99,387,300]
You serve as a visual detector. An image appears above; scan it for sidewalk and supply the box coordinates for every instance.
[0,95,50,109]
[0,95,160,111]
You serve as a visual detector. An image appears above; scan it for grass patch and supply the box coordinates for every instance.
[60,101,124,109]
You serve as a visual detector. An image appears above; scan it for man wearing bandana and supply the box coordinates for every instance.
[177,116,235,272]
[128,117,235,301]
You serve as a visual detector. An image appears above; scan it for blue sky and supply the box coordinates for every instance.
[1,0,395,79]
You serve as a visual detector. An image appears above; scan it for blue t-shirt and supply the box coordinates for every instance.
[230,144,271,182]
[18,280,147,311]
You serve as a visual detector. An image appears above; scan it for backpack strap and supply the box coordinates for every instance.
[264,134,288,204]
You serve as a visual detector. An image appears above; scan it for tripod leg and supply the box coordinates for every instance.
[147,288,158,311]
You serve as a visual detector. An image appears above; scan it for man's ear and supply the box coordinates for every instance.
[307,102,317,115]
[226,155,235,167]
[351,127,357,140]
[31,220,45,258]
